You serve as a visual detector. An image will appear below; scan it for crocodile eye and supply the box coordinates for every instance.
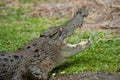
[13,55,19,59]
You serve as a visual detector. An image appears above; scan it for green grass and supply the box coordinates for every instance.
[0,5,120,75]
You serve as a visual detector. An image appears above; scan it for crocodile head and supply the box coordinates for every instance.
[40,8,88,42]
[38,7,91,65]
[39,7,91,57]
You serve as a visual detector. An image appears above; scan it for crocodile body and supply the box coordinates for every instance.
[0,8,91,80]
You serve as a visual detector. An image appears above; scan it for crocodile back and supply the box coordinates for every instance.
[0,51,23,80]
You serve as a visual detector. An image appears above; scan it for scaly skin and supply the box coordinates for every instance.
[0,8,91,80]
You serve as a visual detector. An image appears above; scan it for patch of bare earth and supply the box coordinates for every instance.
[50,72,120,80]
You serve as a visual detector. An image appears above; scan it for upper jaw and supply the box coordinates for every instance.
[40,8,88,45]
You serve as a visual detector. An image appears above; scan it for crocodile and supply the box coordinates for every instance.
[0,8,91,80]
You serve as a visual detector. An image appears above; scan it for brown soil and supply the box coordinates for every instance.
[50,72,120,80]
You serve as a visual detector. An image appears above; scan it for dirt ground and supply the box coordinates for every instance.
[1,0,120,31]
[50,72,120,80]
